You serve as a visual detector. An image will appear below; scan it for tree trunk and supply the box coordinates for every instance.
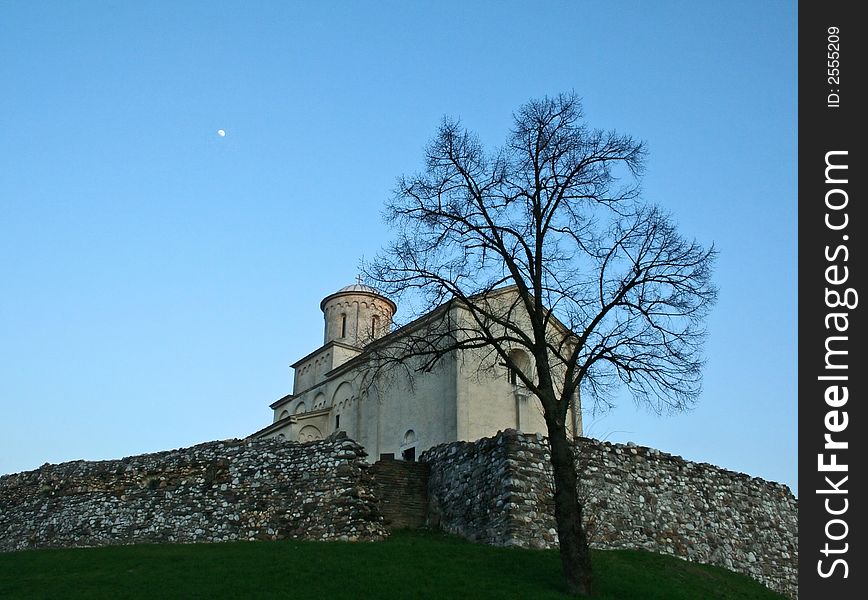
[547,416,593,596]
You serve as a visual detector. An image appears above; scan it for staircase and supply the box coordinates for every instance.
[369,459,430,530]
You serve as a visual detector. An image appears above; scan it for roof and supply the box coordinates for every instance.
[269,393,294,410]
[289,339,362,369]
[336,283,380,294]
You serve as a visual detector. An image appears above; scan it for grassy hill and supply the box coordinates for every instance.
[0,530,787,599]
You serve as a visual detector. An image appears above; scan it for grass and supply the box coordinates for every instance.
[0,530,787,599]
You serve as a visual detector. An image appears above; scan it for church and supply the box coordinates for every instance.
[251,283,582,461]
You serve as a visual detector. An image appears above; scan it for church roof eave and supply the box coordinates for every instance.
[289,340,363,369]
[250,407,332,439]
[269,394,294,410]
[249,419,292,439]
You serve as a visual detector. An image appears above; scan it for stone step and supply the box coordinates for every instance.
[369,459,430,531]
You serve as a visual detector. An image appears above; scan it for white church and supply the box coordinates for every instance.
[252,283,581,461]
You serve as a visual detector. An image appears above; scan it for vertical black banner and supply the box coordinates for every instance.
[799,2,864,598]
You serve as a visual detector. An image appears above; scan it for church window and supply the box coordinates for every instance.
[335,414,341,429]
[279,410,289,420]
[294,402,306,415]
[507,349,531,386]
[340,313,347,338]
[371,315,379,337]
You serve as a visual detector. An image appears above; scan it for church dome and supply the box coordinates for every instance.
[320,283,397,347]
[320,283,397,313]
[336,283,381,294]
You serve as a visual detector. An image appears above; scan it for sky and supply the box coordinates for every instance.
[0,2,797,492]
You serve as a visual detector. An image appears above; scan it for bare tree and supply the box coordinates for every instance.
[364,93,716,596]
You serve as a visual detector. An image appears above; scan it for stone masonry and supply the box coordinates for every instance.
[0,432,386,552]
[422,430,797,599]
[0,429,797,598]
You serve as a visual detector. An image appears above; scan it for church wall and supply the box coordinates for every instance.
[332,380,357,440]
[0,434,387,553]
[266,348,458,462]
[332,344,361,370]
[456,372,577,440]
[369,353,457,460]
[292,347,336,395]
[423,430,798,599]
[456,349,548,441]
[449,300,576,441]
[293,360,315,395]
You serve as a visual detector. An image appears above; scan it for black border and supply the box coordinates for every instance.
[798,2,864,597]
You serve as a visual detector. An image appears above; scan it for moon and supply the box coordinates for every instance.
[217,129,226,137]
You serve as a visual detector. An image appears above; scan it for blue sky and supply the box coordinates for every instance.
[0,2,797,492]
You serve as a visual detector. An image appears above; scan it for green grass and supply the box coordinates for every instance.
[0,530,786,599]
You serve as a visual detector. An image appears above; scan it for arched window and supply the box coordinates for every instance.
[507,349,532,386]
[371,315,379,337]
[293,402,306,415]
[340,313,347,338]
[279,410,289,420]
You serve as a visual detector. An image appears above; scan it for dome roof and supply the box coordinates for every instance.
[320,283,397,313]
[336,283,381,294]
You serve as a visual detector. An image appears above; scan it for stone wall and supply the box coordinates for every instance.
[0,429,798,597]
[423,432,558,548]
[422,430,797,599]
[0,433,386,552]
